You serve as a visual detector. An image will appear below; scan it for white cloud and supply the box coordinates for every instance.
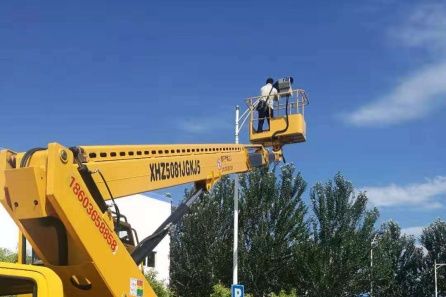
[401,226,424,238]
[345,2,446,126]
[362,176,446,208]
[401,226,428,252]
[346,62,446,126]
[395,2,446,53]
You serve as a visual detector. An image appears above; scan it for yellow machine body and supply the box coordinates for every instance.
[249,113,306,146]
[0,262,63,296]
[0,143,272,297]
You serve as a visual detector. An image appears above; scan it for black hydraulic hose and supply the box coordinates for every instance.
[20,147,46,168]
[70,147,122,232]
[272,95,290,140]
[95,169,121,232]
[70,147,109,213]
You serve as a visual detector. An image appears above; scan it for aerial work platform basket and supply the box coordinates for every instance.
[247,88,309,149]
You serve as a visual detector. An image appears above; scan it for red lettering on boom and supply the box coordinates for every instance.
[69,176,117,252]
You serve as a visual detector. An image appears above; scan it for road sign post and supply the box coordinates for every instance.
[231,284,244,297]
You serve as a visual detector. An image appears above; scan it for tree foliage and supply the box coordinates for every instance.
[420,219,446,296]
[299,173,378,296]
[238,165,308,296]
[209,283,232,297]
[372,221,424,297]
[170,176,234,297]
[170,164,308,297]
[269,289,297,297]
[145,270,173,297]
[0,248,17,263]
[170,170,446,297]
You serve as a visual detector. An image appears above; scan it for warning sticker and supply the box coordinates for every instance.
[130,278,144,297]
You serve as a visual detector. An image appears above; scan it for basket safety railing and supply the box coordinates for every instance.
[245,89,309,125]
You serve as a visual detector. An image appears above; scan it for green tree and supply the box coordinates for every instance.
[0,248,17,263]
[238,165,308,296]
[145,270,173,297]
[170,165,308,297]
[170,176,234,297]
[419,219,446,297]
[372,221,424,297]
[300,173,378,296]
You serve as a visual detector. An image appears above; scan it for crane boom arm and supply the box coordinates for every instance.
[72,143,273,198]
[0,142,274,297]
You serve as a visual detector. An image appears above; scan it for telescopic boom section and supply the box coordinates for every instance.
[0,142,273,297]
[75,143,273,197]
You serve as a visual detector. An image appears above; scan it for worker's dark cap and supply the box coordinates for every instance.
[266,77,274,84]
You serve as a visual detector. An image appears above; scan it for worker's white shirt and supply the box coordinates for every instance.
[260,83,278,109]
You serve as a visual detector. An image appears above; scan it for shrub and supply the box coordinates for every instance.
[210,283,230,297]
[145,270,173,297]
[210,283,257,297]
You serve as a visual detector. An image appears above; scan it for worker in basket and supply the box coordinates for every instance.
[256,77,278,132]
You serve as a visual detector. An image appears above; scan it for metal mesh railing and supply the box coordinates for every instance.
[246,89,309,121]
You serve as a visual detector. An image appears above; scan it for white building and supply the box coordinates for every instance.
[0,194,172,285]
[115,194,172,285]
[0,206,18,251]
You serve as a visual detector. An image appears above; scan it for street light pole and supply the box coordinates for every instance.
[436,260,438,297]
[232,103,255,285]
[370,244,374,297]
[435,260,446,297]
[233,105,240,285]
[370,233,381,297]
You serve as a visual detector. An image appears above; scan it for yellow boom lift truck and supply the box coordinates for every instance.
[0,80,308,297]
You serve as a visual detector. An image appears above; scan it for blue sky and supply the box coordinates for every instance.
[0,0,445,238]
